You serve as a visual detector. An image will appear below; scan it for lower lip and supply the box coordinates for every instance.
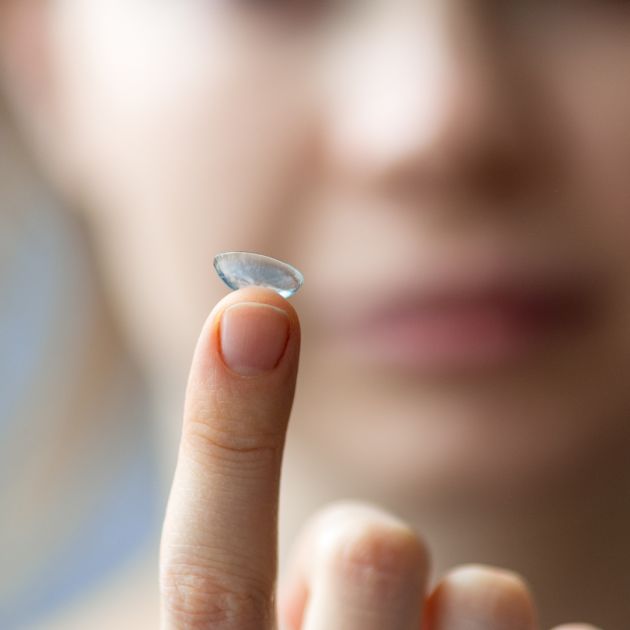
[332,299,587,374]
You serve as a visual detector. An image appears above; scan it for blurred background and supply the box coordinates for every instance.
[0,106,161,629]
[2,1,630,628]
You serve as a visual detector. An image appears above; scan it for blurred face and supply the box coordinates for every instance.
[19,0,630,501]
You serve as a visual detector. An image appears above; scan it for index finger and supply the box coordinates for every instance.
[160,286,301,630]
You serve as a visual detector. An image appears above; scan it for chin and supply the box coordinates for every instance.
[300,386,613,508]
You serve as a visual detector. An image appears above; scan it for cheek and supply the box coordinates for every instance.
[535,29,630,251]
[528,28,630,361]
[55,1,311,220]
[53,1,315,360]
[553,40,630,350]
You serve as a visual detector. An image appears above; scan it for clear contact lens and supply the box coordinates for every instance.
[213,251,304,298]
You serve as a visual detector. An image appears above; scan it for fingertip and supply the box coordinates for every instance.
[445,563,534,595]
[426,564,538,630]
[192,287,301,384]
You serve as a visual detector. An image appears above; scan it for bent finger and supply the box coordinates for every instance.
[278,500,430,630]
[424,564,539,630]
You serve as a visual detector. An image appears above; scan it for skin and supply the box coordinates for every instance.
[1,0,630,627]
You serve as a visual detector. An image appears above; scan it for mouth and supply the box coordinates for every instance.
[322,263,598,375]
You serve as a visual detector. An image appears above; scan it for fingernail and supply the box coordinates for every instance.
[220,302,290,376]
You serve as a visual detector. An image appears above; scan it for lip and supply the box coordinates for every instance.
[323,264,597,375]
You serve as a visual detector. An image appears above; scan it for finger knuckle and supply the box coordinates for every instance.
[318,512,428,585]
[183,417,280,471]
[161,555,271,629]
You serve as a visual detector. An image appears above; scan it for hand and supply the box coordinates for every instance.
[159,287,600,630]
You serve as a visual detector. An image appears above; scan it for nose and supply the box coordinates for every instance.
[320,5,548,204]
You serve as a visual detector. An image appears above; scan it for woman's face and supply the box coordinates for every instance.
[24,0,630,500]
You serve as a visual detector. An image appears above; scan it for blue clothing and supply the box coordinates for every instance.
[0,200,161,629]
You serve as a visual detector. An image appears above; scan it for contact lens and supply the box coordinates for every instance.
[213,252,304,298]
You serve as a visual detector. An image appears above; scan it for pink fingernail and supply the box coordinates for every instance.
[220,302,290,376]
